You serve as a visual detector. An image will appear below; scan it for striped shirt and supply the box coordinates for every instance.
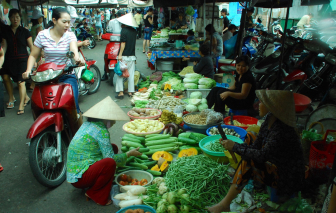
[34,27,77,66]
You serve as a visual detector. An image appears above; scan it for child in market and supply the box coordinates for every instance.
[186,30,196,43]
[182,43,214,79]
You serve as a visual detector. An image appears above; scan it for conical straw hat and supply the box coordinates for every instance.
[117,13,139,28]
[82,96,129,121]
[256,90,296,127]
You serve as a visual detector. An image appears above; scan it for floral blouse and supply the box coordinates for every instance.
[67,121,127,183]
[232,113,305,196]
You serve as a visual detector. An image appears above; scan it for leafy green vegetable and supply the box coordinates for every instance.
[149,90,159,100]
[134,100,149,108]
[198,78,216,89]
[184,83,198,89]
[172,83,185,91]
[198,103,208,111]
[186,104,198,112]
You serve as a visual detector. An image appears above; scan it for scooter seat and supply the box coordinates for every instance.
[220,66,236,72]
[251,66,269,75]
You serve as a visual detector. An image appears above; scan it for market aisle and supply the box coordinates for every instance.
[0,38,151,212]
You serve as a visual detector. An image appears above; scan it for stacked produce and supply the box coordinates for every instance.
[178,132,205,153]
[117,173,149,186]
[179,66,194,76]
[183,73,216,89]
[128,108,161,118]
[123,119,165,134]
[185,91,208,112]
[114,185,148,208]
[183,109,223,125]
[142,134,181,155]
[147,96,186,111]
[132,84,162,104]
[158,71,185,91]
[159,111,183,125]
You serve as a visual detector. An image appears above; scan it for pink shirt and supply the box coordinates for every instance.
[34,28,77,66]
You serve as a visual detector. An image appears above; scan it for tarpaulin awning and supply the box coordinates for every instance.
[251,0,293,8]
[154,0,246,7]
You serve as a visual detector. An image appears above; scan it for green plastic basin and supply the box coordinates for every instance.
[199,135,244,157]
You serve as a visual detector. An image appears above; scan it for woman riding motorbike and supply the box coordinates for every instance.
[23,7,84,114]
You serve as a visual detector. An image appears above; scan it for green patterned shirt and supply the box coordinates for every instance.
[66,121,127,183]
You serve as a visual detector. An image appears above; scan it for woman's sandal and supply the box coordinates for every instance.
[115,95,124,99]
[7,102,15,109]
[128,93,133,98]
[17,110,24,115]
[24,99,31,107]
[85,193,112,206]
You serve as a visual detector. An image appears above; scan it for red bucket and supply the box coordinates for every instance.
[309,130,336,184]
[223,115,258,130]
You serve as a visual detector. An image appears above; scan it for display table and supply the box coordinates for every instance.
[149,50,200,65]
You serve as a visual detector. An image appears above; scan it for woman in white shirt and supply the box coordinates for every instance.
[23,7,84,113]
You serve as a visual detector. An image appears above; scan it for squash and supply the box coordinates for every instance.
[178,148,198,158]
[152,151,173,161]
[160,160,169,173]
[158,157,166,167]
[151,165,160,171]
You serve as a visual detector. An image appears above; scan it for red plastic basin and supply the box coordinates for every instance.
[293,93,311,113]
[223,115,259,130]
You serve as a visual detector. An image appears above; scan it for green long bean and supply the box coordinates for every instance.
[164,155,231,208]
[204,140,226,152]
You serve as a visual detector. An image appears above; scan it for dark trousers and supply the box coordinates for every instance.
[72,158,117,205]
[206,87,251,114]
[137,24,142,38]
[0,81,4,117]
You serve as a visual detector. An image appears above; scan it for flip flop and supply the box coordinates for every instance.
[6,99,16,106]
[128,93,133,97]
[24,99,31,107]
[17,110,24,115]
[7,102,15,109]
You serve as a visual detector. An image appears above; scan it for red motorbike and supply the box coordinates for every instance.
[102,33,120,85]
[27,52,81,188]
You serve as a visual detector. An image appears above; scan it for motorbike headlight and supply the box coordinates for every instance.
[31,69,63,83]
[326,53,336,65]
[110,35,120,42]
[303,42,321,53]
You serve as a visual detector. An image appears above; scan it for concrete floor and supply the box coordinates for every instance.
[0,38,152,213]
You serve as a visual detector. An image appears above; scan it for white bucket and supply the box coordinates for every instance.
[160,61,174,71]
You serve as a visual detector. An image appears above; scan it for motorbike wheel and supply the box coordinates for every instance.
[282,81,301,93]
[109,69,115,86]
[87,64,101,94]
[87,37,96,49]
[29,127,68,188]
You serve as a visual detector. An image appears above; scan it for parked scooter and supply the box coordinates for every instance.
[102,33,120,86]
[27,52,81,188]
[75,27,96,49]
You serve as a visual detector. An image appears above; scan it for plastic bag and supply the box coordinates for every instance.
[114,61,122,76]
[206,111,223,125]
[119,60,127,72]
[186,6,195,16]
[224,34,238,59]
[122,68,129,78]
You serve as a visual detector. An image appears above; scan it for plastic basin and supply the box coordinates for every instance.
[115,170,153,192]
[117,205,156,213]
[127,108,162,120]
[199,135,244,157]
[223,115,259,130]
[122,120,165,136]
[293,93,311,113]
[206,125,247,141]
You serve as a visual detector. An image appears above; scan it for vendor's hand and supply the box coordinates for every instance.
[220,139,235,151]
[182,56,190,61]
[117,55,122,60]
[83,40,90,47]
[127,147,142,157]
[193,61,197,66]
[220,92,230,101]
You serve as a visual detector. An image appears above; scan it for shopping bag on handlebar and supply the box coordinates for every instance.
[81,64,94,83]
[115,61,122,76]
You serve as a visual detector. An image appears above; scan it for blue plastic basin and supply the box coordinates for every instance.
[206,125,247,141]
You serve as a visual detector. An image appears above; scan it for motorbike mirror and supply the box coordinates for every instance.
[66,51,75,59]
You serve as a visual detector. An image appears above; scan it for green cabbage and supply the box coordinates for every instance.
[184,83,198,89]
[198,78,216,89]
[183,78,199,84]
[185,73,202,79]
[189,99,202,105]
[198,103,208,111]
[186,104,198,112]
[201,98,207,104]
[190,91,203,99]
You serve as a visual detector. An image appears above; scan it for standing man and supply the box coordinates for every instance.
[221,8,230,34]
[115,13,138,99]
[143,8,154,53]
[245,7,256,29]
[134,9,143,39]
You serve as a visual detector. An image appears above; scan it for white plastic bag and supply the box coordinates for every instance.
[119,60,127,72]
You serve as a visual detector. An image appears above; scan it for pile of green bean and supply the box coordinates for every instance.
[164,155,231,208]
[204,140,226,152]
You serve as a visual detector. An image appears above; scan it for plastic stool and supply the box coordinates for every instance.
[229,109,248,116]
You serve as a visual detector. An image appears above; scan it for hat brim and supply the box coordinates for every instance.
[256,90,296,127]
